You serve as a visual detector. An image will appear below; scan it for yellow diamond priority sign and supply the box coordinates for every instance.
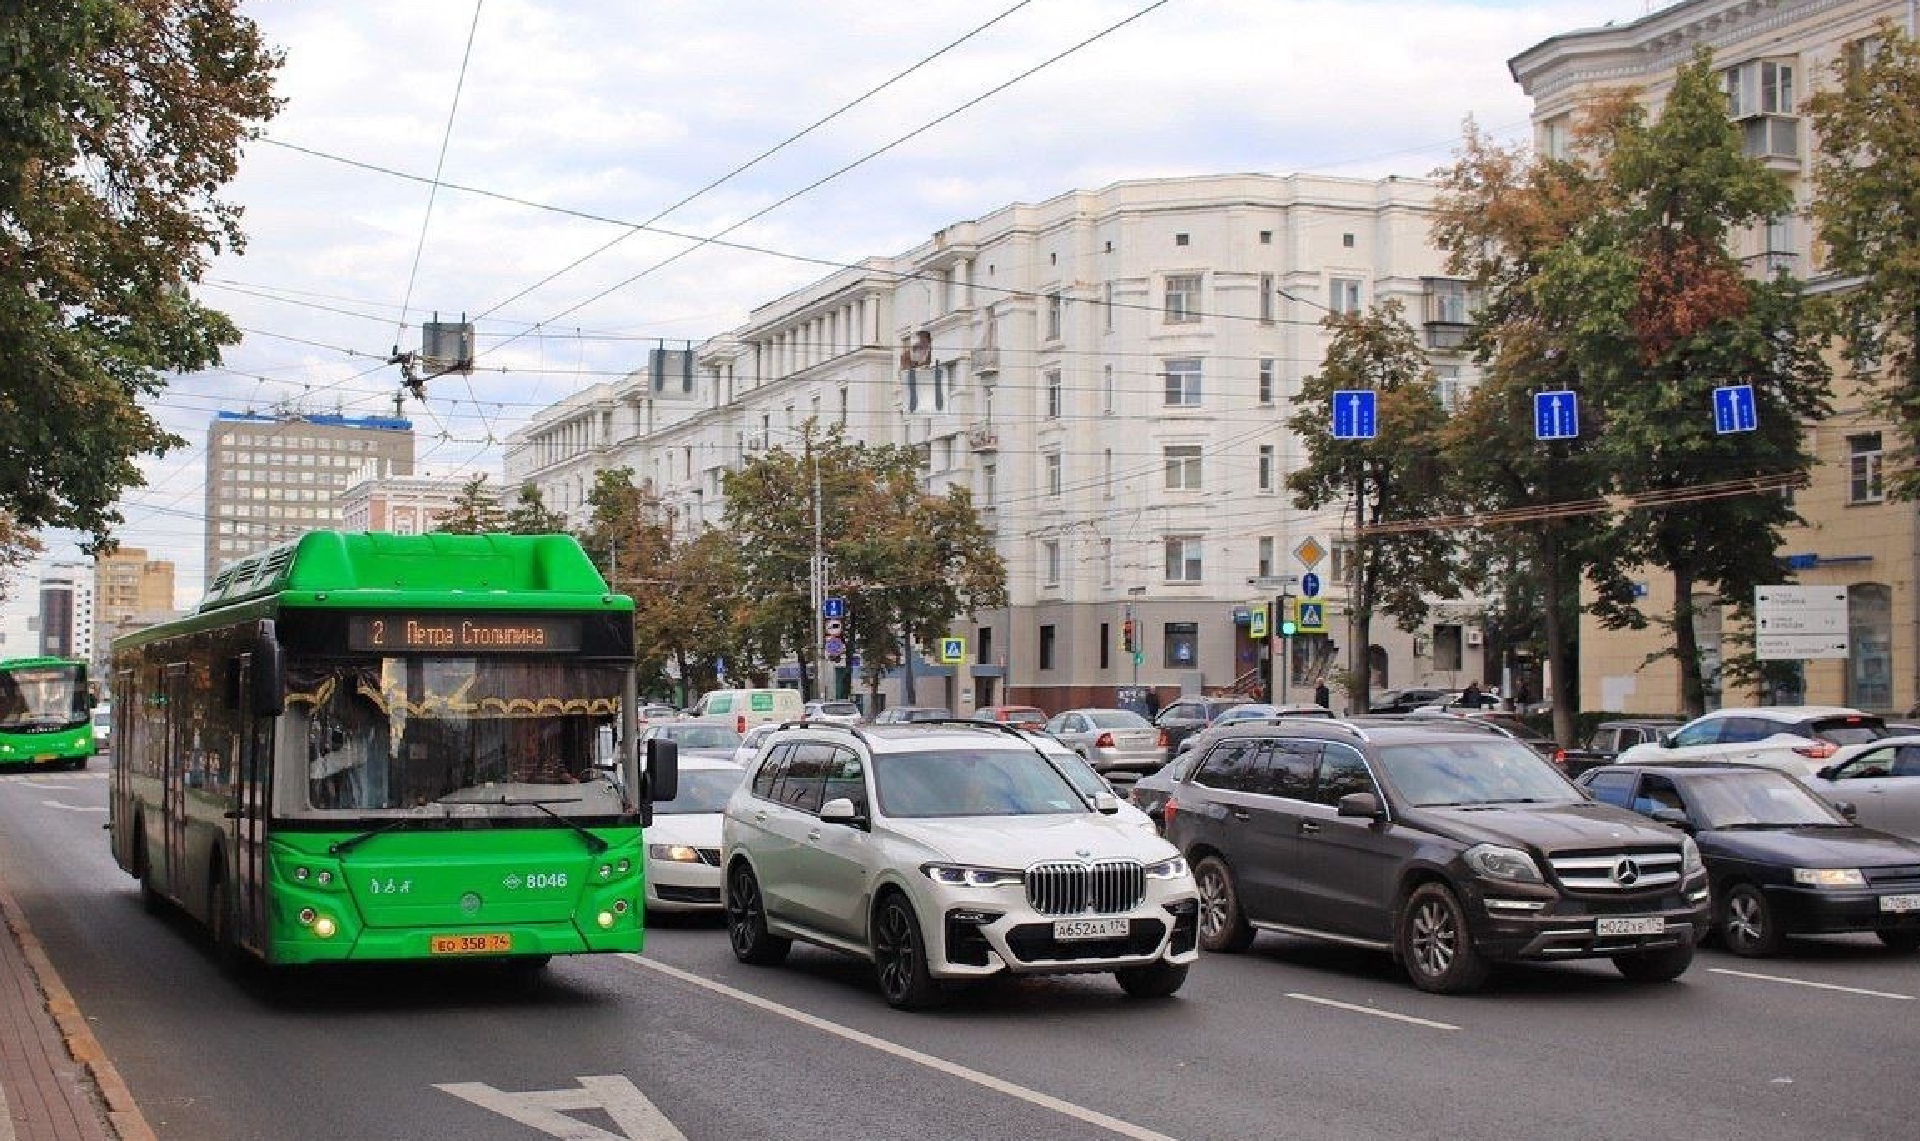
[1294,536,1325,569]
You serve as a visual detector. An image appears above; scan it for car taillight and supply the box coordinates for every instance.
[1095,731,1115,748]
[1793,741,1838,759]
[1551,748,1567,773]
[1157,729,1170,748]
[736,714,747,735]
[1164,796,1177,824]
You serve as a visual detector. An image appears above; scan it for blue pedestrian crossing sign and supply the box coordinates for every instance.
[1712,384,1757,434]
[1534,390,1579,441]
[1331,390,1378,440]
[939,637,966,664]
[1296,601,1326,633]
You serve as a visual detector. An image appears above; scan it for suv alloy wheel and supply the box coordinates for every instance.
[725,863,791,965]
[1398,882,1489,994]
[1194,855,1254,953]
[872,892,941,1009]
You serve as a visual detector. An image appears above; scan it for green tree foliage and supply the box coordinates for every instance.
[648,528,752,705]
[501,482,568,535]
[432,474,506,534]
[1808,22,1920,495]
[0,1,280,553]
[1536,53,1828,716]
[723,422,1005,701]
[1287,301,1463,714]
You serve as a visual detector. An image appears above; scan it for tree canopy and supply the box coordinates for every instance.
[0,0,281,553]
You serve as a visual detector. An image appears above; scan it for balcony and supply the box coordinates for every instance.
[1739,113,1800,171]
[1742,249,1800,279]
[967,425,999,452]
[972,344,999,374]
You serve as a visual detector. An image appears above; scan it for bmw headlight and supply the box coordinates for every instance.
[1792,867,1866,888]
[921,863,1023,888]
[1681,836,1704,875]
[647,844,702,863]
[1464,843,1545,885]
[1144,856,1189,880]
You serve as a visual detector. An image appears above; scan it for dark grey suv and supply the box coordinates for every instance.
[1163,718,1712,993]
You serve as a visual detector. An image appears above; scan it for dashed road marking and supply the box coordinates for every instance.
[1708,968,1915,1001]
[623,955,1181,1141]
[1286,992,1460,1030]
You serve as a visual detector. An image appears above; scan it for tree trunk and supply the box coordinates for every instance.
[1540,526,1577,746]
[1670,565,1705,717]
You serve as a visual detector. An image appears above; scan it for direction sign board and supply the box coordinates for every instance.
[822,596,847,619]
[1301,572,1321,598]
[1331,390,1378,440]
[1296,601,1326,633]
[1755,585,1848,661]
[1534,390,1579,441]
[1713,384,1757,434]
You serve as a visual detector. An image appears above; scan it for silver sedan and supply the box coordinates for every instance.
[1043,707,1163,780]
[1808,736,1920,840]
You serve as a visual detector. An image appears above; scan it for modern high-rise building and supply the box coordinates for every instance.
[202,411,415,588]
[92,547,176,674]
[37,562,93,662]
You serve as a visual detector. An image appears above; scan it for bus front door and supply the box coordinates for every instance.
[236,656,270,954]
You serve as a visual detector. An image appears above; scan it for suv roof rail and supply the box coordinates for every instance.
[891,717,1043,742]
[773,718,870,745]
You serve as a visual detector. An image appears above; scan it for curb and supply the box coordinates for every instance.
[0,874,159,1141]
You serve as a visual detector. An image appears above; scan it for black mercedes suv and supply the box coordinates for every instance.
[1162,718,1712,993]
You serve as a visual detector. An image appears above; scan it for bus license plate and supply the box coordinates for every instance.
[1595,917,1664,936]
[1054,918,1128,942]
[1880,894,1920,913]
[430,933,513,955]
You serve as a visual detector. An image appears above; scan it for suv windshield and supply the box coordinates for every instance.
[1687,770,1847,828]
[1375,740,1579,807]
[874,748,1085,817]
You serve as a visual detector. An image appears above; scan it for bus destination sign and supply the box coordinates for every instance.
[347,615,582,653]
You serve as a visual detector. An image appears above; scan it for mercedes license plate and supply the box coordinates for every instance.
[1595,916,1665,937]
[1879,894,1920,914]
[430,933,512,955]
[1053,917,1129,942]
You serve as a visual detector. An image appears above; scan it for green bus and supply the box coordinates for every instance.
[0,656,96,771]
[108,531,678,968]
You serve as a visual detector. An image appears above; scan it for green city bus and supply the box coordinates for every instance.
[0,656,96,771]
[108,531,678,968]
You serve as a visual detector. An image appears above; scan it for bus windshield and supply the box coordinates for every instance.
[280,656,626,818]
[0,663,88,732]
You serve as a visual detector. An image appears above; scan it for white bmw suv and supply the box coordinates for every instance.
[721,721,1200,1008]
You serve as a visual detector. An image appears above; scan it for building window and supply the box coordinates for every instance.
[1039,624,1056,671]
[1164,274,1201,324]
[1103,281,1114,331]
[1427,278,1470,325]
[1434,364,1464,412]
[1329,277,1363,315]
[1164,536,1202,583]
[1258,537,1274,579]
[1725,59,1794,117]
[1175,232,1189,246]
[1043,540,1061,585]
[1102,448,1113,499]
[1258,358,1275,405]
[1259,230,1272,245]
[1046,452,1062,498]
[981,462,996,508]
[1102,364,1115,414]
[1046,292,1063,341]
[1540,114,1571,160]
[1260,273,1275,324]
[1258,445,1274,492]
[1850,433,1884,504]
[1433,625,1463,671]
[979,626,992,665]
[1332,541,1356,585]
[1100,622,1111,670]
[1163,621,1198,669]
[1342,233,1355,248]
[1046,369,1063,419]
[1163,358,1202,406]
[1848,583,1892,709]
[1164,445,1203,491]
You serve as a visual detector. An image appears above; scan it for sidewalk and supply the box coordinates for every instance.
[0,873,153,1141]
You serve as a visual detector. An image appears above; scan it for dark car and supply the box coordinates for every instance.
[1368,688,1448,714]
[871,705,952,724]
[1554,718,1684,777]
[1580,763,1920,955]
[1129,750,1201,833]
[1164,718,1711,993]
[1153,696,1252,759]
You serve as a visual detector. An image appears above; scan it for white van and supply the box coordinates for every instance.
[690,687,803,733]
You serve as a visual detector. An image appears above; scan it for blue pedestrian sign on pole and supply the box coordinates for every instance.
[1713,384,1757,434]
[1296,601,1326,633]
[822,596,847,619]
[1300,572,1321,598]
[1534,390,1579,441]
[1331,390,1378,440]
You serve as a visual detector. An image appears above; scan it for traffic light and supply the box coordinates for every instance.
[1122,619,1135,652]
[1279,596,1298,638]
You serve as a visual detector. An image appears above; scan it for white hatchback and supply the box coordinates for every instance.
[1614,705,1886,776]
[721,722,1200,1008]
[645,755,748,913]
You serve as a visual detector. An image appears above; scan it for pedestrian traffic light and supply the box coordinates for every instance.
[1122,619,1135,652]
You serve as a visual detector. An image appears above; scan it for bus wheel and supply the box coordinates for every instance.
[134,830,163,915]
[209,866,242,971]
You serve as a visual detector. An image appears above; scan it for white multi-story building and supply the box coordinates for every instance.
[507,174,1487,713]
[37,562,93,663]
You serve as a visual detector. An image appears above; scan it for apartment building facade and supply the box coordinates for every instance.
[338,472,483,535]
[1511,0,1915,714]
[507,175,1487,714]
[202,411,416,588]
[91,548,175,676]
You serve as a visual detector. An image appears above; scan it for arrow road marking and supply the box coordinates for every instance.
[437,1075,687,1141]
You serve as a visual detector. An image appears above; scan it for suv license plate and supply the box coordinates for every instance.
[1054,918,1129,942]
[1595,917,1665,937]
[1880,894,1920,913]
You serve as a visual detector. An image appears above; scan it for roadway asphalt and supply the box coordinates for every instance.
[2,767,1914,1141]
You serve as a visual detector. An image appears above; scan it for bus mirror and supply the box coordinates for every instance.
[252,623,285,717]
[646,738,679,804]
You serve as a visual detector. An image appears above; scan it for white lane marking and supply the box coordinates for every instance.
[623,955,1182,1141]
[436,1075,686,1141]
[1708,968,1915,1001]
[1286,992,1460,1030]
[0,1074,16,1141]
[40,801,106,813]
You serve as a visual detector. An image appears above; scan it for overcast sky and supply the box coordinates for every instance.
[22,0,1650,609]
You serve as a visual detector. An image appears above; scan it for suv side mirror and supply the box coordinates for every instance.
[1816,763,1841,780]
[1093,791,1120,815]
[821,797,867,828]
[1650,808,1693,832]
[1659,733,1676,748]
[1337,792,1385,820]
[1833,800,1858,822]
[645,738,679,804]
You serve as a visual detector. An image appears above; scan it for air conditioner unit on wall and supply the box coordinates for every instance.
[1465,628,1484,648]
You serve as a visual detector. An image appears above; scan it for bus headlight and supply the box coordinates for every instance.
[313,915,338,938]
[597,911,615,928]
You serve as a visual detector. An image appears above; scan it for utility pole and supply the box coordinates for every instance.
[809,437,824,702]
